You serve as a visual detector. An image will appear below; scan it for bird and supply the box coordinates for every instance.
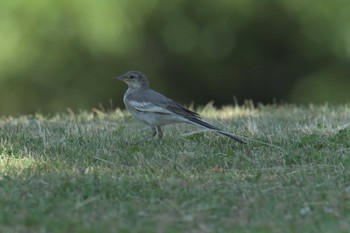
[114,71,245,143]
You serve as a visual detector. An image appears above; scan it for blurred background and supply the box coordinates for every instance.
[1,0,350,115]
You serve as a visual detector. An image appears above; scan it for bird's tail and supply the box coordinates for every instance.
[186,117,246,144]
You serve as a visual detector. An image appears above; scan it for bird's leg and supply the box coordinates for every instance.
[137,126,158,142]
[125,126,157,145]
[126,126,162,146]
[151,126,157,138]
[156,126,163,139]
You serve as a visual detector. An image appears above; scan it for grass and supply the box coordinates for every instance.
[1,104,350,233]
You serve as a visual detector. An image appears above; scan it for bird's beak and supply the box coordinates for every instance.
[113,75,124,81]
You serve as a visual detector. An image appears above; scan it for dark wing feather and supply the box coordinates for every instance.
[140,89,201,119]
[165,101,201,119]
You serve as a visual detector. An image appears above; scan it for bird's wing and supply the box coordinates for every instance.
[143,89,201,119]
[165,101,201,120]
[128,88,201,119]
[127,99,174,115]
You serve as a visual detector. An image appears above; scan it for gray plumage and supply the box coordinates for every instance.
[114,71,245,143]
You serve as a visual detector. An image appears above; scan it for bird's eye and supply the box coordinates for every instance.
[129,74,135,79]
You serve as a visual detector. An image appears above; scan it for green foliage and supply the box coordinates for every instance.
[1,105,350,232]
[1,1,350,114]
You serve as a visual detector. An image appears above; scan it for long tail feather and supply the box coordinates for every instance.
[186,117,246,144]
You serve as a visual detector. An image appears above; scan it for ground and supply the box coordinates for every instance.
[0,104,350,233]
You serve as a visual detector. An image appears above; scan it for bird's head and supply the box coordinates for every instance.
[114,71,149,89]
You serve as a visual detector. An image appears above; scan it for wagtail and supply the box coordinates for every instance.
[114,71,245,143]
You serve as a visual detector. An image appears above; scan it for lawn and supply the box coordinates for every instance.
[0,104,350,233]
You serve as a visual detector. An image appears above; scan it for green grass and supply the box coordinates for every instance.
[1,104,350,233]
